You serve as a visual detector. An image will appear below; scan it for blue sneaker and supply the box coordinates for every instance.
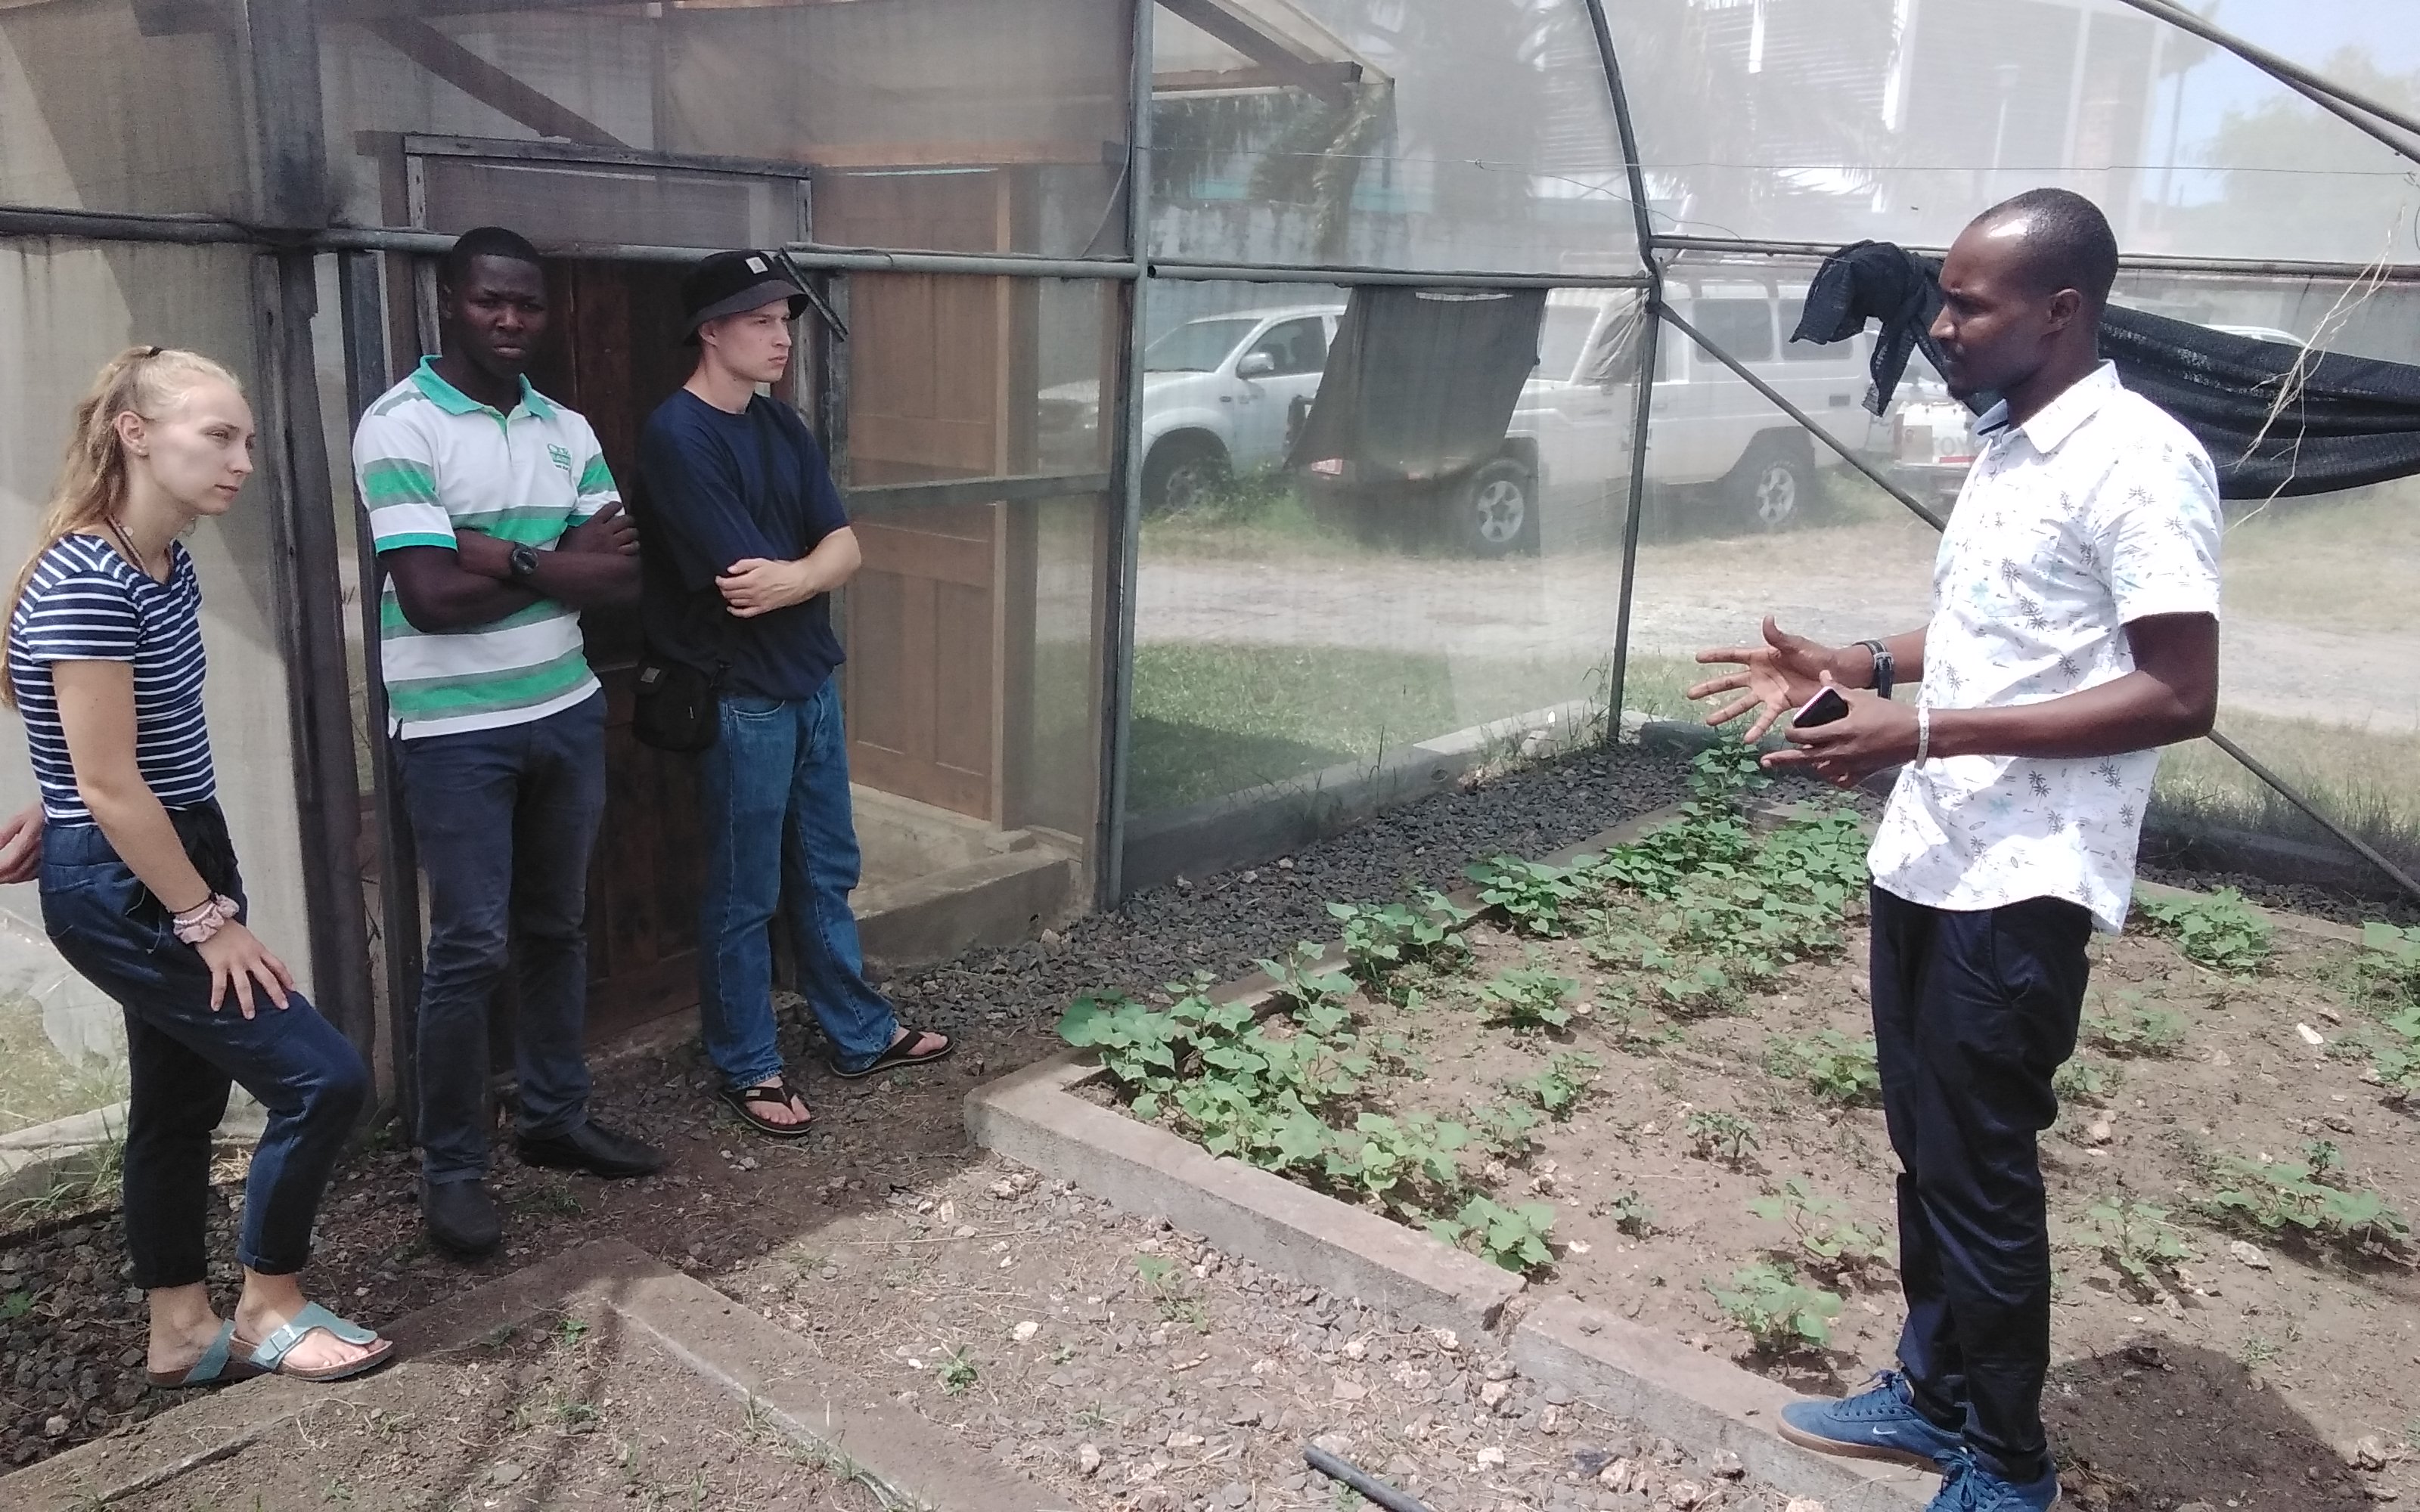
[1778,1370,1962,1470]
[1928,1450,2061,1509]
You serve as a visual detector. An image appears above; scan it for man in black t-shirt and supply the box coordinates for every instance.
[636,250,951,1137]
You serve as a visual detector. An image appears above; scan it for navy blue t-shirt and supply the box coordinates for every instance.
[634,389,850,701]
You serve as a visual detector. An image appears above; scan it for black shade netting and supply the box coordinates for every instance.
[1287,287,1548,482]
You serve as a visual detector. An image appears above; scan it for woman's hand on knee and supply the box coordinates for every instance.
[196,922,294,1018]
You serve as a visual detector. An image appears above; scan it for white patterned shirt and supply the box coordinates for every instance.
[1867,363,2221,932]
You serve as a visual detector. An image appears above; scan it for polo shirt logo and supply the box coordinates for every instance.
[548,443,574,476]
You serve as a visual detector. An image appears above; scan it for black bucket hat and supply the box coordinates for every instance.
[680,249,808,343]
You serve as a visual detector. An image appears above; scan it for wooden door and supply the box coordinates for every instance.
[529,260,714,1043]
[829,171,1032,823]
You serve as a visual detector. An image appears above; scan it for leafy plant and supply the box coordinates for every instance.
[1747,1179,1888,1274]
[1321,1112,1469,1219]
[1473,965,1578,1033]
[2134,888,2272,974]
[1685,1110,1761,1167]
[937,1346,979,1394]
[1506,1052,1603,1120]
[2053,1058,2117,1105]
[1764,1030,1882,1106]
[1257,941,1355,1021]
[2206,1152,2409,1250]
[1327,892,1472,993]
[2366,1004,2420,1100]
[2079,1198,2193,1297]
[1705,1263,1843,1352]
[1468,1098,1544,1160]
[0,1289,33,1322]
[1430,1194,1557,1275]
[1466,856,1591,937]
[2081,991,2187,1058]
[2357,919,2420,1003]
[1602,1189,1656,1238]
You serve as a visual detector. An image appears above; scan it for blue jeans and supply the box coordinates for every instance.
[398,692,606,1184]
[697,680,898,1085]
[39,803,368,1285]
[1869,885,2094,1485]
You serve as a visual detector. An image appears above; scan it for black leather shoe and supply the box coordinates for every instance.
[514,1120,665,1179]
[421,1178,501,1258]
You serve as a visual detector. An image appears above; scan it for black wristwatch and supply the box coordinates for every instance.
[507,544,541,584]
[1857,638,1894,700]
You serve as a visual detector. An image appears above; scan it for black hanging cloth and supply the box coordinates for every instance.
[1789,240,2420,500]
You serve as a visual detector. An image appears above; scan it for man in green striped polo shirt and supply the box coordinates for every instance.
[353,226,663,1259]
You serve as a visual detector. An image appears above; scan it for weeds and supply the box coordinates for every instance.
[1602,1189,1656,1238]
[937,1346,979,1394]
[1764,1030,1882,1106]
[2079,1198,2194,1297]
[1685,1110,1761,1167]
[2053,1058,2117,1105]
[2133,888,2272,974]
[1705,1262,1842,1352]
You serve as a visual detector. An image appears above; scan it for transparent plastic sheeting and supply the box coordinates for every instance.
[0,0,253,218]
[1601,0,2420,268]
[1150,0,1643,275]
[1124,280,1646,836]
[320,0,1129,256]
[0,243,315,1132]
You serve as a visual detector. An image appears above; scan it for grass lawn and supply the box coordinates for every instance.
[1129,642,1606,813]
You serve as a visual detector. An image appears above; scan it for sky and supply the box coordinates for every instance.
[2173,0,2420,135]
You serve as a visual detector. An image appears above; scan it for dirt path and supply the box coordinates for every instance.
[1136,528,2420,734]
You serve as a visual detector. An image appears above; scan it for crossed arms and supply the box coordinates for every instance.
[383,503,640,632]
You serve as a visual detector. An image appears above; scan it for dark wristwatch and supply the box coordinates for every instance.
[1857,638,1894,700]
[506,544,541,584]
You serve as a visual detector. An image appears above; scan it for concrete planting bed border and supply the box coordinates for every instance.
[967,804,1935,1512]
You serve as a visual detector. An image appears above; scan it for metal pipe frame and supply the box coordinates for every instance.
[1150,258,1650,290]
[1097,0,1156,906]
[1664,303,2420,907]
[1652,232,2420,285]
[1581,0,1665,739]
[2109,0,2420,167]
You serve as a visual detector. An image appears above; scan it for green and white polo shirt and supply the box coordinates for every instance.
[353,358,619,739]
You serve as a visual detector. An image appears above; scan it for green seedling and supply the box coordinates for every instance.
[0,1289,34,1322]
[1466,856,1590,937]
[2053,1058,2117,1105]
[1603,1189,1656,1238]
[1468,1098,1544,1160]
[1764,1030,1882,1106]
[2079,1198,2193,1297]
[1320,1111,1469,1219]
[1685,1110,1761,1167]
[2081,991,2188,1058]
[1506,1052,1603,1120]
[1474,965,1578,1033]
[1748,1179,1888,1274]
[1705,1262,1842,1352]
[1326,893,1472,993]
[2207,1152,2409,1250]
[937,1346,979,1394]
[2357,920,2420,1004]
[1429,1194,1557,1275]
[2134,888,2272,974]
[1256,941,1355,1019]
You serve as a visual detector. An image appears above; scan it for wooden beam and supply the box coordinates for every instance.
[366,17,628,147]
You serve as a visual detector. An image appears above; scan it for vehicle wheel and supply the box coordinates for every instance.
[1727,438,1814,531]
[1141,435,1229,516]
[1453,457,1538,556]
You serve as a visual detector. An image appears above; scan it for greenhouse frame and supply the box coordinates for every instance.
[5,0,2418,1131]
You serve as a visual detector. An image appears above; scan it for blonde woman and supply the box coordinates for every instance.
[1,347,389,1387]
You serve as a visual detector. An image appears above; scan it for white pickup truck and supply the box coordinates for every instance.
[1047,283,1885,554]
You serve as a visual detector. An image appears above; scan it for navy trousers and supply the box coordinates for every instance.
[40,802,368,1287]
[1868,884,2093,1483]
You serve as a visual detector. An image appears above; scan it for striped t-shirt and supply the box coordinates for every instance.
[353,358,618,739]
[7,534,215,822]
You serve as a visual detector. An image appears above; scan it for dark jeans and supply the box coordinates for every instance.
[1869,884,2094,1484]
[39,803,368,1287]
[695,680,898,1085]
[399,692,605,1184]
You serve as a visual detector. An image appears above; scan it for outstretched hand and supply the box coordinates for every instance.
[1687,616,1843,742]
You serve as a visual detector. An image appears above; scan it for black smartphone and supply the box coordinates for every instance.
[1793,686,1851,728]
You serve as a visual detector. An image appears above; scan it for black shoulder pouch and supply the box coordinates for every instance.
[631,652,723,752]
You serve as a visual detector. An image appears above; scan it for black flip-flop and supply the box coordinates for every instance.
[827,1030,954,1081]
[718,1080,817,1139]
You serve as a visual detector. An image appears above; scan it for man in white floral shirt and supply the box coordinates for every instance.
[1688,189,2221,1512]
